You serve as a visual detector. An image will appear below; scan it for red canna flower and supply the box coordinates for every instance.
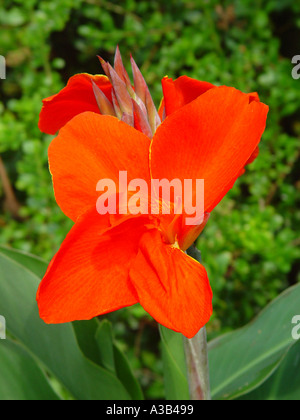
[37,49,269,338]
[38,73,112,135]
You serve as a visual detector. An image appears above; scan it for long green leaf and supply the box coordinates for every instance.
[238,339,300,400]
[73,317,144,400]
[73,319,103,367]
[113,344,144,400]
[95,320,116,373]
[0,251,131,400]
[95,320,144,400]
[209,283,300,400]
[0,245,48,278]
[0,339,61,400]
[159,325,190,400]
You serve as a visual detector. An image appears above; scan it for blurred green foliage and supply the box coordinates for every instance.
[0,0,299,399]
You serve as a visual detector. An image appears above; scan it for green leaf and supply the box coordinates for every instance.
[73,319,103,366]
[73,317,144,399]
[209,283,300,400]
[0,245,48,278]
[0,251,131,400]
[238,339,300,400]
[95,320,116,373]
[0,339,61,400]
[113,344,144,400]
[159,325,190,400]
[95,320,144,400]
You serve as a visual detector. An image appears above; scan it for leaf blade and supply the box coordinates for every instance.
[0,251,131,400]
[209,283,300,400]
[159,325,190,400]
[0,339,61,400]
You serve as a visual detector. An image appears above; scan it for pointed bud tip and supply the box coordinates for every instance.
[97,55,106,64]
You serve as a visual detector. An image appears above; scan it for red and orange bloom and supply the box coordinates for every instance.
[37,49,269,338]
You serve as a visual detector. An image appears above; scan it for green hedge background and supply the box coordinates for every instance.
[0,0,299,398]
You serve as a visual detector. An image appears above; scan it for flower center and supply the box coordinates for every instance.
[156,201,183,248]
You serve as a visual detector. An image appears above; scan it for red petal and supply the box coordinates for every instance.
[151,86,269,215]
[48,112,151,221]
[39,74,112,134]
[161,75,215,117]
[37,209,153,324]
[129,229,213,338]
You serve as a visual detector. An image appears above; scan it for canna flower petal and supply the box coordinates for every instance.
[37,208,155,324]
[160,76,263,169]
[160,75,215,117]
[129,229,213,338]
[39,73,112,135]
[151,85,269,215]
[48,111,151,221]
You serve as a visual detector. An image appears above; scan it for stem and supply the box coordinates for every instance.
[184,326,211,400]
